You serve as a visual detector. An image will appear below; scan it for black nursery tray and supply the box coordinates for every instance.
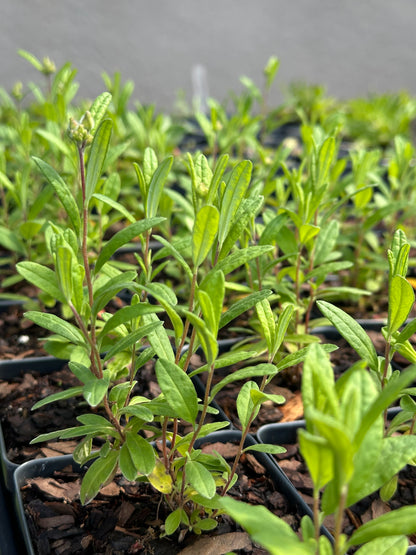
[11,430,315,555]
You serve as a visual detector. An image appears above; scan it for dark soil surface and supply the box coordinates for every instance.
[0,360,199,465]
[20,441,299,555]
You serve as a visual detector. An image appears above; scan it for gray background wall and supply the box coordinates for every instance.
[1,0,415,110]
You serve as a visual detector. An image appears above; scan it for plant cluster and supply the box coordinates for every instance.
[1,51,416,552]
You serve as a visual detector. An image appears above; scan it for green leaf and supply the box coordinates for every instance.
[388,275,414,335]
[218,160,252,248]
[354,536,408,555]
[192,205,219,267]
[219,289,272,329]
[89,92,112,134]
[314,220,339,266]
[91,271,137,318]
[185,460,216,499]
[92,193,135,223]
[17,261,66,304]
[210,363,277,400]
[317,300,379,371]
[55,245,73,301]
[259,213,289,246]
[155,359,199,424]
[348,506,416,547]
[85,119,113,204]
[198,270,224,334]
[164,508,182,535]
[219,497,314,555]
[141,312,175,362]
[83,373,110,406]
[80,449,119,504]
[237,381,257,429]
[18,49,43,71]
[24,311,85,345]
[119,432,156,479]
[146,156,173,218]
[243,444,287,455]
[256,298,276,355]
[207,153,229,204]
[214,245,273,276]
[183,310,218,365]
[298,429,333,491]
[31,386,84,410]
[0,226,25,254]
[32,157,81,236]
[103,320,162,361]
[94,217,165,274]
[98,303,162,342]
[347,435,416,508]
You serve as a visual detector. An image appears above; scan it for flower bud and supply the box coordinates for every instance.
[42,56,56,75]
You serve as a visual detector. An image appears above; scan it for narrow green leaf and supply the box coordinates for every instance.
[210,363,277,400]
[183,310,218,365]
[219,289,272,329]
[83,374,110,406]
[103,320,162,361]
[155,358,199,424]
[207,153,229,204]
[119,432,155,479]
[24,311,85,345]
[317,300,379,371]
[31,386,84,410]
[192,205,219,267]
[141,312,175,362]
[256,298,276,354]
[214,245,273,276]
[388,275,414,335]
[85,119,113,203]
[89,92,112,134]
[146,156,173,218]
[219,497,312,555]
[80,450,119,504]
[55,245,73,301]
[243,444,287,455]
[186,460,216,499]
[354,536,408,555]
[94,217,165,274]
[164,508,182,536]
[348,506,416,547]
[92,193,135,223]
[218,160,252,247]
[17,261,66,304]
[237,381,257,428]
[33,157,81,235]
[98,303,162,342]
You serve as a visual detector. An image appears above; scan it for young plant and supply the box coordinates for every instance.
[16,93,288,541]
[219,343,416,554]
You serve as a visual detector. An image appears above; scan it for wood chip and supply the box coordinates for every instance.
[245,452,266,475]
[38,514,75,529]
[280,391,304,422]
[201,442,239,459]
[28,477,80,502]
[178,531,252,555]
[117,501,136,526]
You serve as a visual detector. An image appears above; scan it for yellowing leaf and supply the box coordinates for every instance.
[148,460,173,494]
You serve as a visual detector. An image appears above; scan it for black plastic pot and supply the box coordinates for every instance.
[0,350,229,492]
[0,356,68,491]
[256,419,416,554]
[10,429,315,555]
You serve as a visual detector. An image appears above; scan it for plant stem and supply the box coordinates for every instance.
[333,485,348,555]
[175,271,198,364]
